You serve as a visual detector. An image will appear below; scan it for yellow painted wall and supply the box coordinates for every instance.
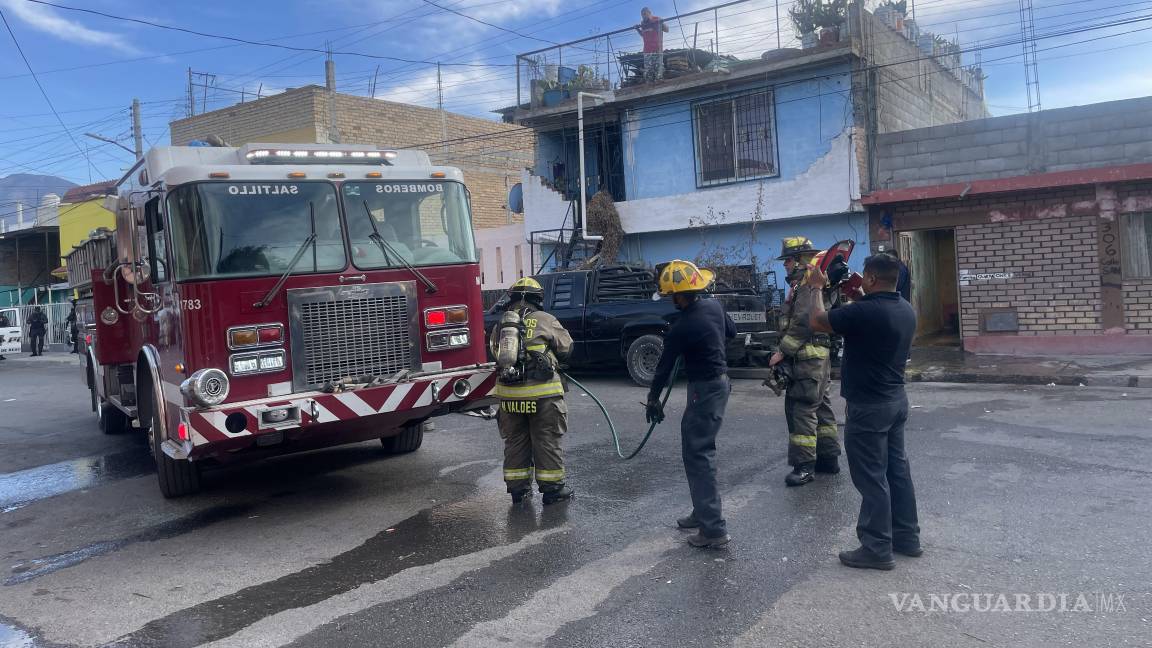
[58,199,116,266]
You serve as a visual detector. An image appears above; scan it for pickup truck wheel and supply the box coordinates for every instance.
[626,334,664,387]
[150,408,201,498]
[98,401,131,435]
[381,421,425,454]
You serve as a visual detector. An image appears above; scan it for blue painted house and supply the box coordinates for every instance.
[504,4,987,289]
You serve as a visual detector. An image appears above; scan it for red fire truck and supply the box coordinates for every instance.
[68,142,497,497]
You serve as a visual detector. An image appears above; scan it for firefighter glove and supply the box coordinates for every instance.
[645,398,665,424]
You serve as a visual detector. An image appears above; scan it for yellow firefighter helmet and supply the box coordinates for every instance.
[658,260,715,295]
[507,276,544,304]
[777,236,817,260]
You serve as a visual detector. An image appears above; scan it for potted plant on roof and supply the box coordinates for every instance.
[817,0,847,45]
[789,0,821,49]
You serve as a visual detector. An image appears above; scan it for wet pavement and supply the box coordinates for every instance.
[906,347,1152,388]
[1,364,1150,647]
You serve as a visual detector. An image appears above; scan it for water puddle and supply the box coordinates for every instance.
[0,449,153,512]
[5,504,253,586]
[0,622,35,648]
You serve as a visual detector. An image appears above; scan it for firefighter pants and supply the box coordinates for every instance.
[784,355,841,466]
[497,396,567,493]
[682,376,730,539]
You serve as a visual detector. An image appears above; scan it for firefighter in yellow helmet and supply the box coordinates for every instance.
[489,277,575,504]
[770,237,842,486]
[646,260,736,548]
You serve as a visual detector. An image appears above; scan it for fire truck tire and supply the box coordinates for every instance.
[98,402,131,435]
[151,410,201,498]
[625,334,664,388]
[381,422,424,454]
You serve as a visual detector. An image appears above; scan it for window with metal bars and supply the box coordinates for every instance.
[692,90,777,187]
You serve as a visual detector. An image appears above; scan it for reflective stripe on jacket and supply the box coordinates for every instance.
[489,302,573,400]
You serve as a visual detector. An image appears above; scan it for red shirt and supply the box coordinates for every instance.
[639,17,663,53]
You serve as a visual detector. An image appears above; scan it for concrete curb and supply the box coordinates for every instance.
[906,369,1150,389]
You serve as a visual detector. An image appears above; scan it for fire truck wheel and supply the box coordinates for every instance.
[98,402,131,435]
[626,334,664,388]
[381,422,425,454]
[151,410,202,498]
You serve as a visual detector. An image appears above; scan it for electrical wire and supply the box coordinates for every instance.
[0,7,102,180]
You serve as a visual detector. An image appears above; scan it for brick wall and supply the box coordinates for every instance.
[1123,280,1152,333]
[861,10,988,134]
[875,96,1152,189]
[170,86,535,230]
[956,215,1101,337]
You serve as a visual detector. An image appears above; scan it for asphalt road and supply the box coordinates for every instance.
[1,358,1150,647]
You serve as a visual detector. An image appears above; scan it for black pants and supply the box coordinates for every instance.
[682,376,730,538]
[30,333,45,355]
[844,397,919,557]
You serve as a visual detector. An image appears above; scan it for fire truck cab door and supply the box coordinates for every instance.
[0,308,21,354]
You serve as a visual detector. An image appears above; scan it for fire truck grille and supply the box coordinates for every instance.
[289,282,419,389]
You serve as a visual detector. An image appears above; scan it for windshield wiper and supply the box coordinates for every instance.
[362,200,438,294]
[254,202,317,308]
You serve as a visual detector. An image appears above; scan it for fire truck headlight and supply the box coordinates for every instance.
[426,328,470,351]
[181,368,230,408]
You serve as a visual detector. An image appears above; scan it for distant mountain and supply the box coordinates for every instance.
[0,173,77,230]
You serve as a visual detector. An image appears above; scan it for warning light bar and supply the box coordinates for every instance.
[243,149,397,165]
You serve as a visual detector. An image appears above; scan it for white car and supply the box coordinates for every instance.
[0,308,21,356]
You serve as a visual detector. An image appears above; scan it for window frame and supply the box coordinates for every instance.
[691,89,779,188]
[1121,211,1152,279]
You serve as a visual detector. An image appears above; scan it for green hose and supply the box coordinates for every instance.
[561,358,681,460]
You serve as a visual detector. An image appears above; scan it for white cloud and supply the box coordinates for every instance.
[1035,71,1152,110]
[0,0,139,54]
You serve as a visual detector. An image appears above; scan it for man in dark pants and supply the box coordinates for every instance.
[66,300,80,353]
[805,254,920,570]
[28,306,48,356]
[646,260,736,548]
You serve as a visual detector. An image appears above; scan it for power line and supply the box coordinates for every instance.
[22,0,515,68]
[0,7,102,180]
[420,0,560,46]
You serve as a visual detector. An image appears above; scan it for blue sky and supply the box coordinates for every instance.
[0,0,1149,187]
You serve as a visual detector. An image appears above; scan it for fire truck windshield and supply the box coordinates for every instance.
[341,181,477,269]
[167,182,345,280]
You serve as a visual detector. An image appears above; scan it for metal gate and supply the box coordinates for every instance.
[8,303,74,349]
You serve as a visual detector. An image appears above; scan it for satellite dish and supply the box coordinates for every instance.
[507,183,523,214]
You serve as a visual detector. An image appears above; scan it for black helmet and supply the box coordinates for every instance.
[777,236,816,260]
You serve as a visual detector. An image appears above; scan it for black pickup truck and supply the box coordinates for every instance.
[485,266,775,386]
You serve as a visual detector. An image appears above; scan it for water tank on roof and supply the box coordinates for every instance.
[36,193,60,226]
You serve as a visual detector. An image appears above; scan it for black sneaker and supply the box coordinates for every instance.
[838,546,895,570]
[785,464,815,487]
[542,486,574,505]
[676,515,699,529]
[686,533,731,548]
[510,489,531,504]
[893,542,924,557]
[815,457,840,474]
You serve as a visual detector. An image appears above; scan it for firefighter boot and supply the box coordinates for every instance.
[541,485,574,505]
[785,463,815,487]
[676,515,700,529]
[815,456,840,474]
[510,488,532,504]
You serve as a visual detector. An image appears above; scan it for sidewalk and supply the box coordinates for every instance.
[0,351,82,366]
[906,346,1152,388]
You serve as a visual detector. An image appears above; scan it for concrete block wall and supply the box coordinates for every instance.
[955,214,1101,338]
[862,11,988,134]
[875,96,1152,189]
[1123,281,1152,333]
[170,86,534,231]
[170,88,320,146]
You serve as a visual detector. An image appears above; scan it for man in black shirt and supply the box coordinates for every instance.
[805,253,920,570]
[647,260,736,548]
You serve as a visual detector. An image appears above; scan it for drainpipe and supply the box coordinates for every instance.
[577,92,606,242]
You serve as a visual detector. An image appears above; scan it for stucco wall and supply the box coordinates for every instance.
[621,68,854,203]
[57,200,115,266]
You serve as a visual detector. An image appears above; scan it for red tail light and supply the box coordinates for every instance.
[424,306,468,328]
[177,422,189,441]
[426,310,447,327]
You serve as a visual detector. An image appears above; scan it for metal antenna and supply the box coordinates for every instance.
[1018,0,1041,112]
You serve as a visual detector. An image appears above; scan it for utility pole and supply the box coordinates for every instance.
[370,65,380,99]
[326,45,340,143]
[437,62,447,151]
[187,67,194,117]
[132,98,143,159]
